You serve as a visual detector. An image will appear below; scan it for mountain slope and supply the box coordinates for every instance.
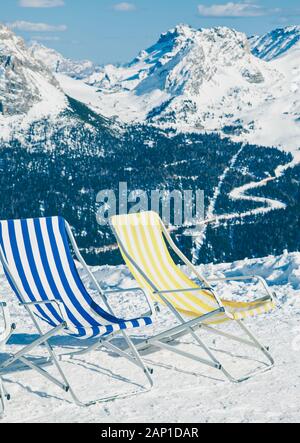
[53,24,300,155]
[0,24,69,141]
[58,25,278,124]
[250,26,300,61]
[29,42,100,80]
[0,25,65,116]
[244,40,300,155]
[0,24,119,149]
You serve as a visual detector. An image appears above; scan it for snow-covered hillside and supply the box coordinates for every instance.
[59,25,277,126]
[1,251,300,423]
[29,42,100,80]
[0,24,68,141]
[0,25,64,116]
[244,40,300,157]
[3,23,300,155]
[250,26,300,61]
[52,24,300,155]
[0,24,120,150]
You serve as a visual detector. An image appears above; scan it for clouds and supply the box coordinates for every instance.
[14,0,66,36]
[30,35,61,42]
[198,2,280,18]
[19,0,64,7]
[7,21,67,32]
[113,2,136,12]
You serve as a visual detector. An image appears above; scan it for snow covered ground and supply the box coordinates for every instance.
[0,251,300,423]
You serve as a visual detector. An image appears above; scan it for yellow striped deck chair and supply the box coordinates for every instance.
[110,211,276,383]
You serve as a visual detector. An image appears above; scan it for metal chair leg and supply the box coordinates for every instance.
[0,377,8,417]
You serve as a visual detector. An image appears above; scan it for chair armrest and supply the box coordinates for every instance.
[0,301,15,345]
[21,299,60,307]
[152,287,236,319]
[104,287,155,319]
[207,275,276,303]
[19,299,76,332]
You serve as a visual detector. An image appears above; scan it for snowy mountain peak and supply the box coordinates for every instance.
[157,23,196,43]
[131,25,251,70]
[0,23,26,56]
[28,23,300,154]
[154,25,248,50]
[64,24,271,129]
[53,24,288,148]
[86,25,256,96]
[250,25,300,61]
[129,24,196,71]
[0,23,63,116]
[29,41,100,80]
[132,26,258,98]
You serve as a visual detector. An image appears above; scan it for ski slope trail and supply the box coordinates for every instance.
[228,176,286,218]
[192,149,293,259]
[222,154,297,222]
[194,168,287,231]
[192,147,244,251]
[206,146,245,224]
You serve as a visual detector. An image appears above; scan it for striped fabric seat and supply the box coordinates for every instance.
[111,211,275,325]
[0,216,152,339]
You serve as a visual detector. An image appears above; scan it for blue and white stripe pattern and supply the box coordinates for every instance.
[0,216,152,339]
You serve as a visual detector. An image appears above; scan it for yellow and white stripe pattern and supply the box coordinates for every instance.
[111,211,275,325]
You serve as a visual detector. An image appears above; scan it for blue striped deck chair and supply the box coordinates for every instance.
[0,216,154,407]
[0,301,14,416]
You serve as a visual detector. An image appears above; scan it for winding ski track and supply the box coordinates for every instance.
[192,148,292,252]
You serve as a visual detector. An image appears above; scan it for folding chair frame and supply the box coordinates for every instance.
[0,221,154,408]
[111,217,276,383]
[0,301,15,416]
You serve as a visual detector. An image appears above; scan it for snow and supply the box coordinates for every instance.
[234,41,300,159]
[2,23,300,159]
[57,25,276,128]
[29,42,100,80]
[57,73,171,124]
[250,26,300,61]
[1,252,300,423]
[51,25,300,159]
[0,23,69,143]
[0,77,68,144]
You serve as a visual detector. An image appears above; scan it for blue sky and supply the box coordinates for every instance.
[2,0,300,64]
